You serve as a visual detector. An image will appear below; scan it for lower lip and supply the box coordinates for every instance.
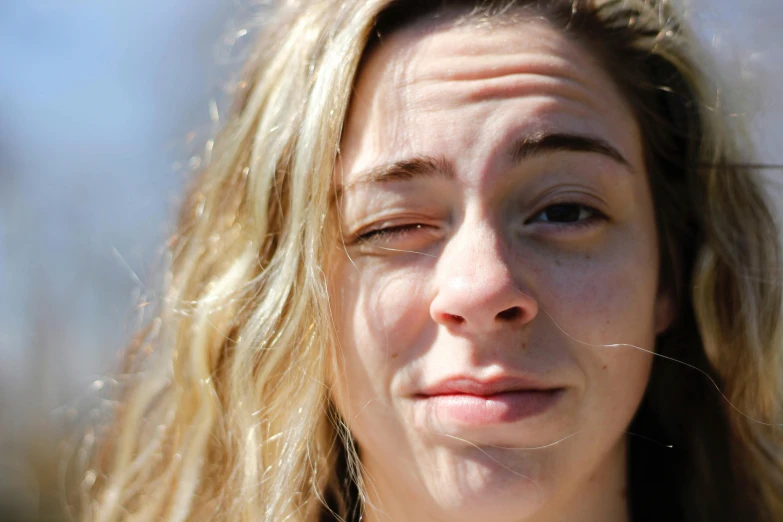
[416,389,565,426]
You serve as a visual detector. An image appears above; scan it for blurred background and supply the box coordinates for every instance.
[0,1,781,520]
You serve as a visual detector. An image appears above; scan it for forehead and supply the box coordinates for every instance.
[339,16,642,186]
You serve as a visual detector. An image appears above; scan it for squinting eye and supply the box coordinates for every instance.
[528,203,603,225]
[355,223,427,243]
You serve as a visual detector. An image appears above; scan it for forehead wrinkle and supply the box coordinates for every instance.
[409,74,599,113]
[404,19,596,79]
[412,46,600,102]
[388,21,613,111]
[413,48,589,83]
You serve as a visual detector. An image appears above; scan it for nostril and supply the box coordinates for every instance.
[497,306,523,322]
[446,313,465,324]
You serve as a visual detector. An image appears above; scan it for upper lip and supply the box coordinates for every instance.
[417,375,561,397]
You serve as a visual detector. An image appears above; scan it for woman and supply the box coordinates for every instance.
[77,0,783,521]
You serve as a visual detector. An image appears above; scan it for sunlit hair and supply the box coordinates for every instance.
[75,1,783,521]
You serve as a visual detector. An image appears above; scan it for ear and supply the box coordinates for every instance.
[654,287,677,335]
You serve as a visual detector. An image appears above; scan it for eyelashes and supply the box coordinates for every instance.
[356,223,428,243]
[353,203,607,247]
[525,203,606,229]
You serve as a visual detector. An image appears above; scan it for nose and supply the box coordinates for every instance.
[429,221,538,333]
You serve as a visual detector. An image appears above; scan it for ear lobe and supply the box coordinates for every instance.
[654,289,677,335]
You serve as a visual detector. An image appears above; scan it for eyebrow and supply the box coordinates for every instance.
[510,132,632,170]
[335,154,453,198]
[336,132,631,197]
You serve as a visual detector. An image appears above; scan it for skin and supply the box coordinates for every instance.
[330,16,675,522]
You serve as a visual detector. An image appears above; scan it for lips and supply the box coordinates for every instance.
[413,375,565,427]
[417,376,559,398]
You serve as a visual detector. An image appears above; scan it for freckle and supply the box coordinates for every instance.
[555,258,562,266]
[603,364,608,369]
[585,254,591,261]
[390,352,398,359]
[520,342,527,351]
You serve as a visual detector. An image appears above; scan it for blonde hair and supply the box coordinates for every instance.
[74,1,783,521]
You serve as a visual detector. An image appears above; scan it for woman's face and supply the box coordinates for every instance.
[331,17,674,522]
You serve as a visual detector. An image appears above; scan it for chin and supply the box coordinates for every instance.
[418,444,552,521]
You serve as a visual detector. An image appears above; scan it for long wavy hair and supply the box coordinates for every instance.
[74,1,783,521]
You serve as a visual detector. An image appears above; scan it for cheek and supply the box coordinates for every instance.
[545,263,659,346]
[531,230,660,428]
[329,259,432,415]
[535,222,661,350]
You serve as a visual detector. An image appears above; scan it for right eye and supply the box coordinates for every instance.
[356,223,428,243]
[347,220,446,254]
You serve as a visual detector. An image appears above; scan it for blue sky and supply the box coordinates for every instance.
[0,0,780,412]
[0,0,234,407]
